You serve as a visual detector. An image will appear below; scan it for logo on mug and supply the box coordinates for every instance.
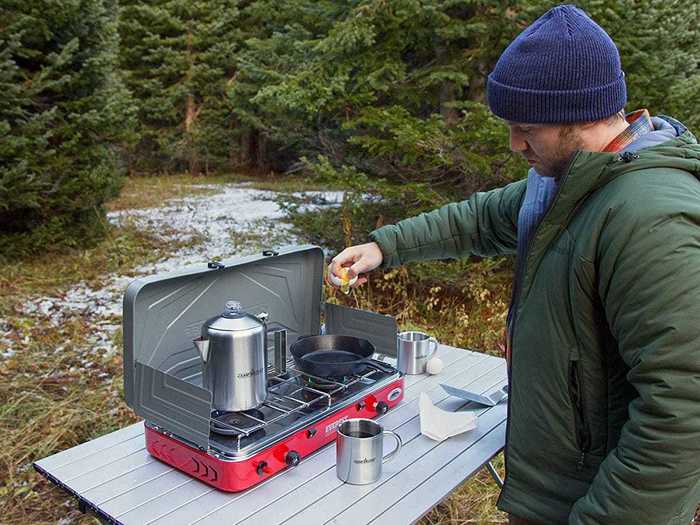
[353,457,376,464]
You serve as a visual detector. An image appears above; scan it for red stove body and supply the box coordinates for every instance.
[145,374,404,492]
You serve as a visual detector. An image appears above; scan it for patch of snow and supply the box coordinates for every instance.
[5,184,343,360]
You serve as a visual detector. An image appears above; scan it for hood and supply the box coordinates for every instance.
[623,115,684,153]
[588,116,700,190]
[539,117,700,234]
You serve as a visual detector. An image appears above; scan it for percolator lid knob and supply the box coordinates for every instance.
[224,300,242,314]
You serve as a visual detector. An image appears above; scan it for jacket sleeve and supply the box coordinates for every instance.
[569,199,700,524]
[368,179,526,268]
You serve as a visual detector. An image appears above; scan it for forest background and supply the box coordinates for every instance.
[1,0,699,523]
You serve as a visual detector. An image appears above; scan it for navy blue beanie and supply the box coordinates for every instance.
[487,4,626,124]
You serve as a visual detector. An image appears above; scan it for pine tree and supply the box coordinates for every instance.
[231,0,699,195]
[0,0,134,257]
[119,0,242,174]
[230,0,523,194]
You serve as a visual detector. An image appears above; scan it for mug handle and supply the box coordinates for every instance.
[428,337,439,358]
[382,430,403,463]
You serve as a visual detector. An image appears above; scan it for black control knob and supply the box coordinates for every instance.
[256,461,268,477]
[307,428,317,438]
[375,401,389,415]
[285,451,301,467]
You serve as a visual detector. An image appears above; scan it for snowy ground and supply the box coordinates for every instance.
[1,183,343,360]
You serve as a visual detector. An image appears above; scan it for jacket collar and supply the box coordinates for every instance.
[517,126,700,303]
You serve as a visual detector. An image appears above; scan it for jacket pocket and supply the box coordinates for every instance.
[568,357,592,471]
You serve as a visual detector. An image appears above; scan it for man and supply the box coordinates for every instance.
[329,5,700,524]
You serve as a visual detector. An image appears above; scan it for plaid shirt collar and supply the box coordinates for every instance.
[602,109,653,153]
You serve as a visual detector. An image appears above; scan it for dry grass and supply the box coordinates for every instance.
[108,174,224,211]
[0,174,510,524]
[0,176,216,524]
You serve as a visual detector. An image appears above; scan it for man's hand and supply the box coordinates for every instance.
[327,242,383,288]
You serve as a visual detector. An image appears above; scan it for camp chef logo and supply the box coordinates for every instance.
[325,416,348,435]
[353,457,376,464]
[236,367,264,379]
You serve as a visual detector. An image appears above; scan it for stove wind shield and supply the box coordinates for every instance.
[122,244,398,454]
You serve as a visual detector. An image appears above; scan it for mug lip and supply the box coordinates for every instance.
[397,330,431,341]
[337,418,382,439]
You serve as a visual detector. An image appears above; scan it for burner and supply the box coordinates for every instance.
[302,375,349,391]
[210,408,266,437]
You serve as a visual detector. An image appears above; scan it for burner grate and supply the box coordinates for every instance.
[208,361,385,447]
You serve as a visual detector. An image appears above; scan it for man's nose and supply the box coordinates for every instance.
[509,129,528,152]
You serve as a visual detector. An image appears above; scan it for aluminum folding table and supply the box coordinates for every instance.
[34,344,508,525]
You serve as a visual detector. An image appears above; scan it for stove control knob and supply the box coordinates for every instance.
[306,428,317,438]
[375,401,389,415]
[256,461,268,477]
[285,451,301,467]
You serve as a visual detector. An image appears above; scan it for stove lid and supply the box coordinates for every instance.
[122,245,324,426]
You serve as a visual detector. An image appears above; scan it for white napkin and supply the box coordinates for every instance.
[419,392,478,442]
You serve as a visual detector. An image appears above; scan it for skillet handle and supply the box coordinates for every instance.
[362,359,396,375]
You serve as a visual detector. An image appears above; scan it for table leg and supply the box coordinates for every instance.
[486,460,504,488]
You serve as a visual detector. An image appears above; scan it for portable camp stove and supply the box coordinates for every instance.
[122,245,402,493]
[146,361,403,492]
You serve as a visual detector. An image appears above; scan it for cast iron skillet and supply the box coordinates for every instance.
[290,335,395,378]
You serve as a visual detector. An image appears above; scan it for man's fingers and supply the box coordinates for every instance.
[330,249,357,274]
[348,253,376,276]
[350,276,368,288]
[328,243,382,287]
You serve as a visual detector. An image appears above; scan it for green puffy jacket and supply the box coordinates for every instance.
[369,128,700,524]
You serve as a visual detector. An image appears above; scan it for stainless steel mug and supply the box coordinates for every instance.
[336,419,402,485]
[396,331,438,374]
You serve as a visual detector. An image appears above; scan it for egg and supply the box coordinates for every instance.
[426,356,444,375]
[329,267,358,292]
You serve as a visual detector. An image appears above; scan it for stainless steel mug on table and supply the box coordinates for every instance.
[336,419,402,485]
[397,331,438,374]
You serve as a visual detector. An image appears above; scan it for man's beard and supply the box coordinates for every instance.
[532,126,585,180]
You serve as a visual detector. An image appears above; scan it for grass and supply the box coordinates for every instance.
[0,173,510,524]
[0,183,214,523]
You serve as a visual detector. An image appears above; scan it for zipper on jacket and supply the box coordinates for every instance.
[568,359,591,471]
[499,155,581,502]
